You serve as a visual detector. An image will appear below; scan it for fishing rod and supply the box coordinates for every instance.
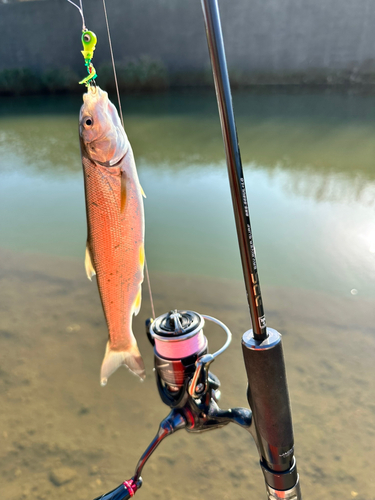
[200,1,302,498]
[92,1,301,499]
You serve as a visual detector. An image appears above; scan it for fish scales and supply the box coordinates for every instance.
[83,156,144,348]
[79,86,145,385]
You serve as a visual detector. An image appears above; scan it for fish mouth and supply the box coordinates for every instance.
[83,85,107,104]
[81,88,107,123]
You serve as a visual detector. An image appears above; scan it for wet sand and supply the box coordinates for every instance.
[1,248,374,500]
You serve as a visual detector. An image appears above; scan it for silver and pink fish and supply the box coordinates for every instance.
[79,86,145,385]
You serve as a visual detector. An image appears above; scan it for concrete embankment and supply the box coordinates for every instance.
[1,0,375,93]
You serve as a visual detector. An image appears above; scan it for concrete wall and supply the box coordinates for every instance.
[1,0,375,77]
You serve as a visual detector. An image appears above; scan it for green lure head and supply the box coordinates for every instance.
[81,30,97,61]
[80,30,98,86]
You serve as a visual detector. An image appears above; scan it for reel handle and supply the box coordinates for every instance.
[93,478,142,500]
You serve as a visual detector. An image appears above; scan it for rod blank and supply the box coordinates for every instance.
[200,0,267,341]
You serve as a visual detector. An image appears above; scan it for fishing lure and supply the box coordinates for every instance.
[79,30,98,86]
[66,0,98,85]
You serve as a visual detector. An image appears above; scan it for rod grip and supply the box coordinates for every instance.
[242,328,294,472]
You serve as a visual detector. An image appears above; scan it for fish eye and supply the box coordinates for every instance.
[83,33,91,43]
[85,118,93,126]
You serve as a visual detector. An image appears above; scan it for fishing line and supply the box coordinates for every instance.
[66,0,86,30]
[101,0,124,128]
[144,259,156,320]
[101,0,156,320]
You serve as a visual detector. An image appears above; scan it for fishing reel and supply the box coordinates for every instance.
[148,310,252,432]
[94,310,253,500]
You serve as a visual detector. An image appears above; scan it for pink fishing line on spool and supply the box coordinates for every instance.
[154,330,207,359]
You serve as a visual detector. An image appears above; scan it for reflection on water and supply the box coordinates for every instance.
[0,90,375,499]
[2,90,375,177]
[1,90,375,297]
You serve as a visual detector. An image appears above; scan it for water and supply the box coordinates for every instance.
[0,90,374,499]
[1,91,375,297]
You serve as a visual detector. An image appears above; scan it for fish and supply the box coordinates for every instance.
[79,85,146,386]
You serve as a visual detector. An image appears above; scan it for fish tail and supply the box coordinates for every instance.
[100,341,145,386]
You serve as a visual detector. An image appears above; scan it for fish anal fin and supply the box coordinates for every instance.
[121,172,127,212]
[100,341,145,386]
[85,242,96,281]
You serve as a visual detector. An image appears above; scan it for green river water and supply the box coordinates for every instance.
[0,90,374,500]
[1,90,375,296]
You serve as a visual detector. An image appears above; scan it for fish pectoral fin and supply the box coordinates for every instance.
[100,341,145,386]
[121,171,127,213]
[133,288,142,316]
[85,242,96,281]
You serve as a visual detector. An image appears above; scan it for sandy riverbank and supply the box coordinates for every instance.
[0,248,374,500]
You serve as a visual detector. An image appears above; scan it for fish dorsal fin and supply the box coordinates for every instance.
[85,242,96,281]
